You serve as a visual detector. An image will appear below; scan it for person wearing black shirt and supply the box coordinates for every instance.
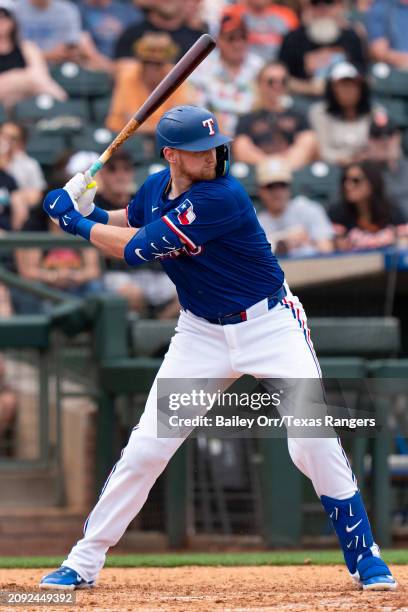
[233,61,318,169]
[279,0,367,97]
[0,2,66,108]
[114,0,205,61]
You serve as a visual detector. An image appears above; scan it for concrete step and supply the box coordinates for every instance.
[0,469,59,507]
[0,507,85,556]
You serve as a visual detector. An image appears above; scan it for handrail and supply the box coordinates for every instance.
[0,265,79,303]
[0,232,94,250]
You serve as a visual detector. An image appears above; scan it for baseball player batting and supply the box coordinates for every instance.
[40,106,396,592]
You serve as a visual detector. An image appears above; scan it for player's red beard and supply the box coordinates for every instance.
[178,156,216,182]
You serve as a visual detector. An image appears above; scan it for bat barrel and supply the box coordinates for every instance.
[88,34,216,178]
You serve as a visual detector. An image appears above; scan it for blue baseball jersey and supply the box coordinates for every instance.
[126,168,284,319]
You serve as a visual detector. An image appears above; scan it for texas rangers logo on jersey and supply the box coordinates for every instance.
[176,199,196,225]
[202,118,215,135]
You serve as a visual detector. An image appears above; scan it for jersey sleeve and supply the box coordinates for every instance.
[161,182,243,248]
[126,184,145,228]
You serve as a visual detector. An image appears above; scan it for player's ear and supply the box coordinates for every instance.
[163,147,177,164]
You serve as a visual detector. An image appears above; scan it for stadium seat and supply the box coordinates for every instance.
[91,95,112,124]
[373,97,408,128]
[291,162,341,207]
[130,319,175,356]
[128,317,400,359]
[71,127,154,164]
[370,63,408,98]
[230,162,257,197]
[13,96,88,126]
[26,130,67,166]
[310,317,400,357]
[50,63,112,98]
[70,125,116,155]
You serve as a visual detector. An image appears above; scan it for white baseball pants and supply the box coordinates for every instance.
[64,283,357,582]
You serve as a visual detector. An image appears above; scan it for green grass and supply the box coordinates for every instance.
[0,550,407,569]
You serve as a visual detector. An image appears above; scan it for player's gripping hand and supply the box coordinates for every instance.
[43,188,82,235]
[64,172,97,217]
[43,188,75,221]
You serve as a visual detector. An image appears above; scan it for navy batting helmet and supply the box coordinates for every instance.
[156,105,232,176]
[157,105,231,152]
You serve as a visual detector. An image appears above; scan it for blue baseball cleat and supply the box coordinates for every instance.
[355,556,397,591]
[39,566,94,590]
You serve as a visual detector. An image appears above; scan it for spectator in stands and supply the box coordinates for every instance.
[279,0,367,97]
[15,217,103,303]
[233,61,318,169]
[0,356,17,456]
[0,0,66,109]
[115,0,205,62]
[366,0,408,70]
[0,122,46,208]
[189,10,264,136]
[16,0,112,72]
[256,158,334,256]
[93,150,179,317]
[0,163,29,316]
[309,62,371,165]
[329,160,408,251]
[79,0,143,59]
[0,164,29,230]
[106,32,192,134]
[184,0,209,31]
[364,110,408,216]
[222,0,298,62]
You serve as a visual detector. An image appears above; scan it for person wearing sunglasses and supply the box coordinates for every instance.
[233,60,318,169]
[309,61,371,165]
[256,158,334,256]
[106,31,192,134]
[189,10,264,136]
[329,160,408,251]
[279,0,367,97]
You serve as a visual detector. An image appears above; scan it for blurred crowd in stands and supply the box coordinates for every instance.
[1,0,408,319]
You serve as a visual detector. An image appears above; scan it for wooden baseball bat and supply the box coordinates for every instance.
[87,34,216,178]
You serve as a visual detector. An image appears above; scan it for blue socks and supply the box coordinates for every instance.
[321,490,375,574]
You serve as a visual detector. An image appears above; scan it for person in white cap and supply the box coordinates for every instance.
[309,61,372,165]
[256,158,334,256]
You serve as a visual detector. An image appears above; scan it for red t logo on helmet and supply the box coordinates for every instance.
[202,118,215,136]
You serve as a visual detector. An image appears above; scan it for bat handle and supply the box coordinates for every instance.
[88,156,106,178]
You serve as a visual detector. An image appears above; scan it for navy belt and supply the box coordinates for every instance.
[203,285,287,326]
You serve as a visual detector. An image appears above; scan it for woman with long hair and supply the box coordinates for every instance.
[0,2,66,109]
[309,61,371,166]
[233,60,318,169]
[329,160,407,250]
